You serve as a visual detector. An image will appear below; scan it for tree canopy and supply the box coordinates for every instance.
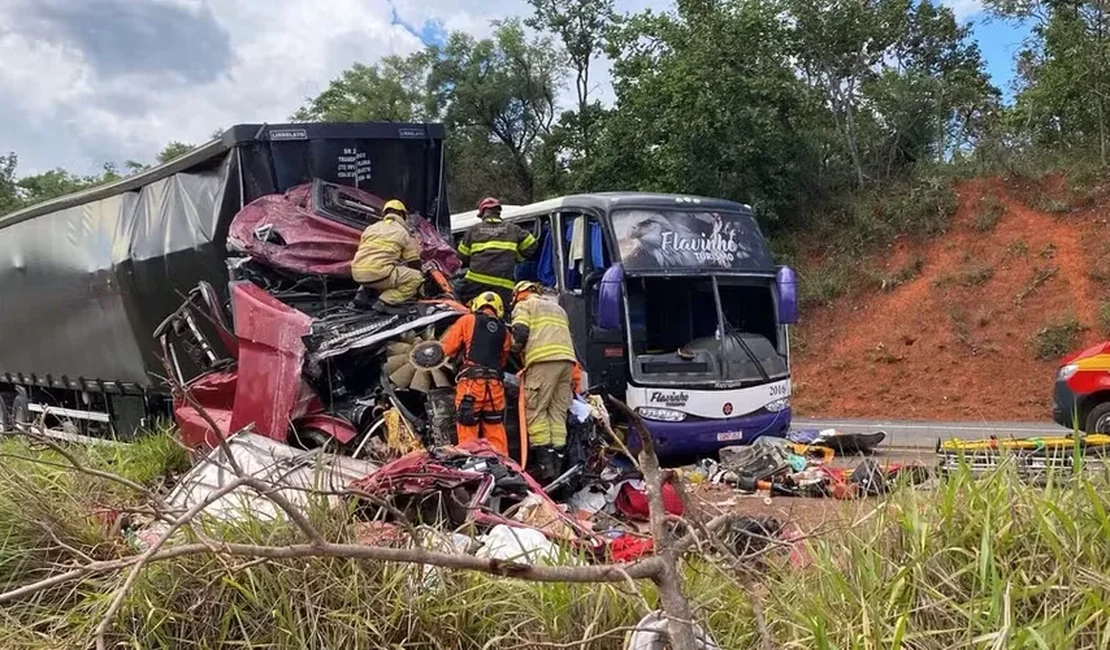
[2,0,1102,237]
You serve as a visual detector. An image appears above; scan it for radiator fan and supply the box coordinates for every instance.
[383,333,454,393]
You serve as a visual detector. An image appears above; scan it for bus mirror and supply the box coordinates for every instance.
[596,264,624,330]
[777,266,798,324]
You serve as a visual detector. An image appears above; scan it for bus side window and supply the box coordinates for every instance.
[514,215,556,287]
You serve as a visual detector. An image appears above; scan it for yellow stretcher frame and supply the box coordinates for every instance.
[938,434,1110,453]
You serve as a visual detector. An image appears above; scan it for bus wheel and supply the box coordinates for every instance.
[1087,402,1110,434]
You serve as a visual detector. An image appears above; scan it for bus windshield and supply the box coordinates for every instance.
[610,208,774,273]
[624,275,788,387]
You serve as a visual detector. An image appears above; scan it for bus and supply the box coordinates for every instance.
[452,192,797,457]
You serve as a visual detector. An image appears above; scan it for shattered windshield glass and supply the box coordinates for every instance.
[625,275,787,386]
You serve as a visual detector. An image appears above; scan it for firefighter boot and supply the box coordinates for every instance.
[527,445,559,486]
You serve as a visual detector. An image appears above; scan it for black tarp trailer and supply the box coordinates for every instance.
[0,122,448,436]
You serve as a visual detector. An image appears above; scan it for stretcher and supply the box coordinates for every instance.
[936,434,1110,476]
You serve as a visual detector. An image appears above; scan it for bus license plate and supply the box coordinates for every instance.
[716,431,743,442]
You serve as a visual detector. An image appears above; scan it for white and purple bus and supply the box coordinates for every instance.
[452,192,797,457]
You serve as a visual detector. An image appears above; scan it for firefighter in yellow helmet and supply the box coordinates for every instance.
[439,291,512,456]
[350,199,423,313]
[510,280,581,481]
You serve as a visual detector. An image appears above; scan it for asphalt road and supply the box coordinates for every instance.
[793,417,1065,450]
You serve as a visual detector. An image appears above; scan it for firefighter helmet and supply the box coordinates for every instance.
[512,280,541,304]
[476,196,501,217]
[470,291,505,318]
[382,199,408,218]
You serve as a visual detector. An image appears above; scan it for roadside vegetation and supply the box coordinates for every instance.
[0,432,1108,648]
[1031,316,1085,360]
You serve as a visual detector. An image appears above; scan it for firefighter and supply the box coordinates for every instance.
[457,197,538,309]
[350,199,423,313]
[439,291,512,456]
[510,281,579,481]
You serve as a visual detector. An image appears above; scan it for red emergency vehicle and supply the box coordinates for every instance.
[1054,341,1110,433]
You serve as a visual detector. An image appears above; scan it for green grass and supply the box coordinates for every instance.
[872,254,925,292]
[1006,239,1029,257]
[5,434,1110,647]
[1031,315,1085,360]
[972,194,1005,232]
[1014,266,1059,306]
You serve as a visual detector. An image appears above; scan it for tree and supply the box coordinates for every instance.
[525,0,615,159]
[427,20,564,202]
[788,0,910,187]
[990,0,1110,163]
[0,153,20,216]
[593,0,821,229]
[292,56,432,123]
[157,141,196,164]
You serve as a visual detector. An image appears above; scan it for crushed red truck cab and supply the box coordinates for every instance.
[161,179,470,453]
[1053,340,1110,433]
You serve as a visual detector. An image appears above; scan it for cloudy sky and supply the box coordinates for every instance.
[0,0,1028,176]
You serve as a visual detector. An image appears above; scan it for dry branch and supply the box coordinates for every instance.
[0,378,755,650]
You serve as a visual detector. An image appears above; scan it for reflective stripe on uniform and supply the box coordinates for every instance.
[518,233,537,261]
[513,315,568,329]
[524,343,577,366]
[469,240,519,254]
[465,269,516,290]
[458,242,472,256]
[360,241,402,253]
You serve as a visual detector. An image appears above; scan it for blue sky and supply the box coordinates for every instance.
[0,0,1035,176]
[970,17,1033,100]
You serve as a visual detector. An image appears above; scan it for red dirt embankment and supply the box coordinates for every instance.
[793,177,1110,421]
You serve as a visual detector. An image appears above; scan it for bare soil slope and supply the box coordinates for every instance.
[793,178,1110,421]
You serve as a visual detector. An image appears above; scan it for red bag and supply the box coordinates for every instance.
[608,534,655,562]
[614,480,685,521]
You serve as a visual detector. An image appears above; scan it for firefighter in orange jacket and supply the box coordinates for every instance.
[439,291,512,456]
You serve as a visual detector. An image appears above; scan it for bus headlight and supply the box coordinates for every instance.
[1058,364,1079,381]
[636,407,687,422]
[764,397,790,413]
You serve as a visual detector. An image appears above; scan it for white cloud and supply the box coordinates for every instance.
[942,0,985,20]
[7,0,898,176]
[0,0,426,174]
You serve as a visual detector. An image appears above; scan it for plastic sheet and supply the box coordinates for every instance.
[0,122,448,393]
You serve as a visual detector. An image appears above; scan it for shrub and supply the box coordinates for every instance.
[972,194,1004,232]
[1031,315,1084,360]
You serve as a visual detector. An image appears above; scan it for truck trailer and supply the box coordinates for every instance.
[0,122,449,436]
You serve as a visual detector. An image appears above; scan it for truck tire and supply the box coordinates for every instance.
[0,393,12,431]
[11,392,29,430]
[1086,402,1110,434]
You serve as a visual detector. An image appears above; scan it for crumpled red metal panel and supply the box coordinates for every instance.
[352,440,596,544]
[228,184,366,277]
[227,183,461,278]
[227,282,316,442]
[176,370,238,450]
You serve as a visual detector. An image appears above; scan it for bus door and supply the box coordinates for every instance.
[554,210,610,387]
